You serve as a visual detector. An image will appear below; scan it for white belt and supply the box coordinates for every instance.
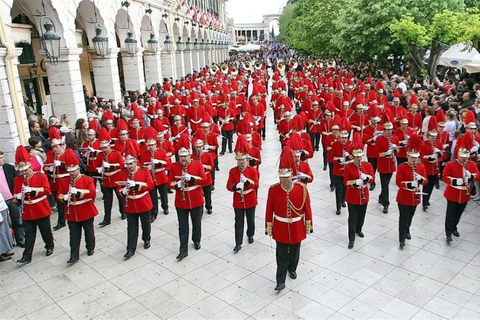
[127,191,149,200]
[451,185,468,191]
[274,214,303,223]
[184,185,200,192]
[103,169,120,177]
[236,189,254,195]
[55,173,69,178]
[24,195,47,205]
[154,168,165,173]
[69,198,92,206]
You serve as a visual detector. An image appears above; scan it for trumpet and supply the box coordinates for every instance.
[463,162,470,196]
[356,161,366,200]
[289,58,298,69]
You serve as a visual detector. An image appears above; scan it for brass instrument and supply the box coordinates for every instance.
[221,63,229,75]
[289,58,298,69]
[356,161,366,200]
[305,60,313,69]
[254,60,262,70]
[150,150,157,184]
[387,135,397,168]
[239,164,246,204]
[243,61,252,71]
[210,64,219,75]
[463,162,470,196]
[277,61,285,71]
[52,153,59,183]
[181,160,188,201]
[124,172,134,208]
[66,178,74,216]
[231,66,239,76]
[327,58,336,68]
[315,60,323,68]
[411,161,420,202]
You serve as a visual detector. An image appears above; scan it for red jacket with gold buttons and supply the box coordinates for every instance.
[191,152,214,186]
[376,134,400,174]
[13,173,51,220]
[443,160,480,203]
[139,149,171,185]
[57,174,98,222]
[331,141,354,176]
[226,166,259,209]
[168,160,207,209]
[97,149,125,188]
[344,162,375,205]
[115,167,154,214]
[396,162,428,206]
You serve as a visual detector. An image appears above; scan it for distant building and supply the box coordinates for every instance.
[232,14,280,44]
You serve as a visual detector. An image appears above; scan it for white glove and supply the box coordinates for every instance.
[411,180,418,188]
[54,160,62,167]
[177,180,184,189]
[414,173,422,181]
[236,182,245,190]
[471,146,479,153]
[88,147,95,152]
[22,186,32,193]
[204,144,210,150]
[360,173,367,180]
[70,187,78,195]
[240,175,247,183]
[343,151,350,157]
[184,173,192,181]
[122,187,129,195]
[103,162,111,168]
[63,194,69,201]
[455,178,464,185]
[338,157,345,163]
[16,193,22,200]
[152,158,161,164]
[97,167,104,174]
[386,149,393,156]
[391,144,397,150]
[465,170,472,179]
[434,148,442,154]
[355,127,361,131]
[355,178,363,186]
[49,166,55,173]
[126,179,136,188]
[137,140,143,144]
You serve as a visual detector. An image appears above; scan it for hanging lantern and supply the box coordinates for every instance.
[176,36,184,51]
[124,30,137,55]
[41,18,61,65]
[92,24,109,58]
[185,37,192,51]
[193,38,199,51]
[147,32,159,54]
[164,35,173,53]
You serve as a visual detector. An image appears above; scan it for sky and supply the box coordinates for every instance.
[226,0,288,24]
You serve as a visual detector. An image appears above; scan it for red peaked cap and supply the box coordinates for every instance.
[88,119,98,132]
[65,148,79,167]
[116,119,129,132]
[234,134,250,154]
[133,109,145,126]
[409,95,419,105]
[292,115,304,131]
[252,132,262,150]
[98,127,111,142]
[368,104,381,118]
[464,110,476,125]
[394,88,403,98]
[287,132,304,151]
[102,109,114,122]
[407,133,422,153]
[279,146,297,175]
[462,131,474,150]
[144,126,157,142]
[48,126,61,141]
[178,133,191,150]
[383,108,394,124]
[152,121,165,132]
[428,116,438,132]
[352,133,363,150]
[124,140,138,160]
[437,110,446,123]
[15,145,30,164]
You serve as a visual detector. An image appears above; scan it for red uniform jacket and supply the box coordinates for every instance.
[443,160,480,203]
[363,124,382,158]
[81,140,101,173]
[44,149,71,192]
[396,162,428,206]
[296,161,314,183]
[331,141,354,176]
[344,162,375,205]
[168,160,207,209]
[265,182,313,244]
[113,139,141,158]
[116,168,154,214]
[226,166,259,209]
[307,109,323,134]
[191,152,214,186]
[139,149,172,185]
[57,175,98,222]
[14,173,51,220]
[320,119,334,144]
[394,128,415,159]
[218,107,236,131]
[187,106,205,132]
[377,135,400,174]
[97,150,125,188]
[420,140,443,176]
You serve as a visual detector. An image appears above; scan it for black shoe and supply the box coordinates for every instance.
[164,209,169,215]
[207,209,213,215]
[87,249,94,256]
[150,215,157,223]
[220,152,225,156]
[124,251,135,258]
[229,150,233,153]
[121,214,127,220]
[289,271,297,279]
[341,202,346,208]
[356,231,364,238]
[248,237,254,244]
[233,245,241,253]
[211,186,215,191]
[348,241,354,249]
[369,184,375,191]
[274,283,285,291]
[423,206,428,211]
[67,258,78,264]
[176,252,188,260]
[330,185,335,192]
[406,234,411,240]
[46,249,54,257]
[215,166,220,171]
[426,201,431,206]
[435,184,440,189]
[382,206,388,214]
[168,189,173,194]
[453,231,460,237]
[262,137,266,141]
[336,210,340,215]
[2,252,14,257]
[17,257,31,264]
[400,242,405,248]
[144,241,151,249]
[194,242,201,250]
[16,242,25,248]
[53,224,65,231]
[446,236,452,244]
[99,220,110,227]
[323,166,327,171]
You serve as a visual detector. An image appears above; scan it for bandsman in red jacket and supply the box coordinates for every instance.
[168,147,207,260]
[57,150,98,264]
[325,123,340,191]
[344,135,374,249]
[394,118,414,166]
[420,129,443,211]
[191,139,214,215]
[14,146,54,264]
[288,133,314,184]
[396,134,428,248]
[331,130,354,215]
[443,134,480,244]
[140,127,172,222]
[227,136,259,253]
[265,146,313,292]
[376,121,399,213]
[82,120,101,187]
[116,141,154,258]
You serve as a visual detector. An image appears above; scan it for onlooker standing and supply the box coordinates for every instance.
[0,192,14,261]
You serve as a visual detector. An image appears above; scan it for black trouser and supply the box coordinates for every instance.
[101,186,125,223]
[150,184,169,217]
[177,206,203,253]
[397,157,407,165]
[379,173,393,207]
[309,133,320,149]
[126,211,151,252]
[5,199,24,243]
[234,207,255,246]
[22,216,54,260]
[368,158,378,174]
[276,241,301,285]
[347,203,367,242]
[203,185,212,210]
[398,204,416,243]
[67,218,95,260]
[221,129,234,153]
[214,157,219,171]
[422,174,438,207]
[333,175,346,210]
[328,163,334,187]
[51,191,65,225]
[445,200,468,237]
[323,145,328,168]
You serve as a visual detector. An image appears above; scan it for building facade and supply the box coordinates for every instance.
[0,0,231,161]
[232,14,280,44]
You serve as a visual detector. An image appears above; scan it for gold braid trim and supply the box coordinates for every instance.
[266,222,273,236]
[287,183,307,217]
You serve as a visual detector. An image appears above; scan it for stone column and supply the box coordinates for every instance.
[144,51,163,86]
[90,47,122,103]
[45,47,86,122]
[161,51,175,79]
[0,48,28,162]
[121,48,146,92]
[175,49,185,79]
[183,50,193,75]
[192,50,199,72]
[199,50,205,69]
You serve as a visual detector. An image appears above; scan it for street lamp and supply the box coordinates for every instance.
[185,37,192,51]
[193,38,199,51]
[121,1,137,56]
[176,36,184,51]
[38,0,61,65]
[147,31,159,54]
[92,24,109,58]
[164,35,173,53]
[200,39,206,50]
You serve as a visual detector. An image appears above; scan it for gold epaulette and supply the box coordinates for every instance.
[270,182,280,188]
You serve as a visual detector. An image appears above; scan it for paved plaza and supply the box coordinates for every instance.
[2,107,480,320]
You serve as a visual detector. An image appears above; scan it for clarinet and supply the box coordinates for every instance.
[463,162,470,196]
[387,135,397,168]
[181,161,187,201]
[52,153,59,183]
[357,161,366,200]
[151,150,157,184]
[411,161,420,202]
[239,164,246,203]
[124,171,133,208]
[66,178,74,215]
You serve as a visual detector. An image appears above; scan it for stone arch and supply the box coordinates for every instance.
[75,0,109,49]
[172,21,181,48]
[140,14,154,50]
[114,8,135,50]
